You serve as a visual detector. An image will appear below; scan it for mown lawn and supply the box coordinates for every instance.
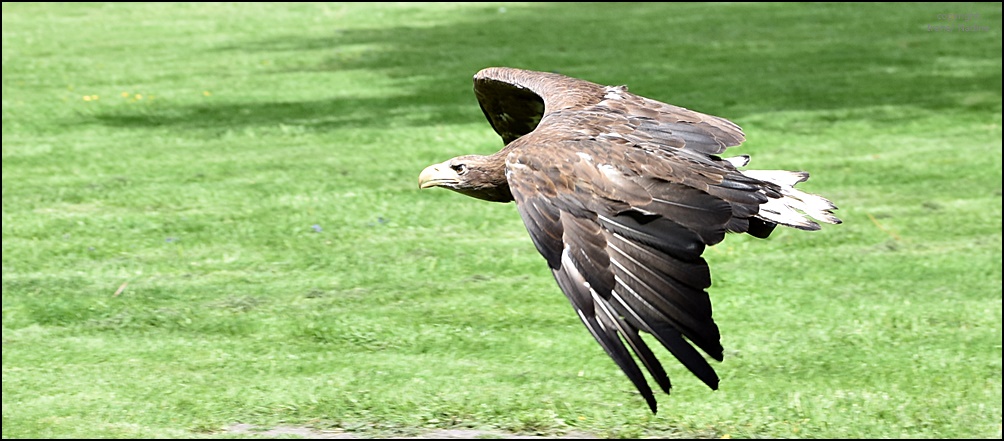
[2,2,1001,439]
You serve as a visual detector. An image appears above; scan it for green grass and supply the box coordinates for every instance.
[2,2,1001,439]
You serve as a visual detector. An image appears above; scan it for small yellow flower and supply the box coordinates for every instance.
[121,92,129,98]
[203,90,212,97]
[83,95,92,101]
[134,94,143,100]
[720,435,731,439]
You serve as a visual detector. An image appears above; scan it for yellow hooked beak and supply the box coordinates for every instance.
[418,162,459,189]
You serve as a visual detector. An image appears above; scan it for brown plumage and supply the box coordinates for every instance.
[418,67,841,413]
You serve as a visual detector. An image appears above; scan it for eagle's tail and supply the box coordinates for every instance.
[736,168,842,230]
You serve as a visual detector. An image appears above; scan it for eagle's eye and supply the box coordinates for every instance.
[451,163,468,175]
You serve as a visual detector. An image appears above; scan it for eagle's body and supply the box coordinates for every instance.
[419,67,840,413]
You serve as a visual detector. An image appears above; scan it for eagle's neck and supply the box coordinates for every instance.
[462,151,513,203]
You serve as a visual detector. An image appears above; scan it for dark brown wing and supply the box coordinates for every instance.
[504,125,770,412]
[473,68,602,145]
[473,67,745,154]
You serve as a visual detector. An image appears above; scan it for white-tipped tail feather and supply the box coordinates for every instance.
[723,155,750,168]
[741,169,842,230]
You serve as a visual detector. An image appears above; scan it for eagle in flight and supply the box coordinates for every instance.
[418,67,840,413]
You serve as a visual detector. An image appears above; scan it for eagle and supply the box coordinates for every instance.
[418,67,840,413]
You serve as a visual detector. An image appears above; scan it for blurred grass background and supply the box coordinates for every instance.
[2,2,1001,438]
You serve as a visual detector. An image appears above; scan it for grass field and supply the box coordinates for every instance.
[2,2,1001,439]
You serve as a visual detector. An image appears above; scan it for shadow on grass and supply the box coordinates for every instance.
[92,3,1001,133]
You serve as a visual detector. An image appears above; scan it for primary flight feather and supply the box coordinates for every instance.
[418,67,841,413]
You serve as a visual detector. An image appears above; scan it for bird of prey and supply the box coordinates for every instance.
[418,67,840,413]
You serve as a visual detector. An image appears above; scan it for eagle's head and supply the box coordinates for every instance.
[419,154,513,203]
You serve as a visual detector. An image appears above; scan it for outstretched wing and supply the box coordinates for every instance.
[473,66,745,155]
[504,131,759,413]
